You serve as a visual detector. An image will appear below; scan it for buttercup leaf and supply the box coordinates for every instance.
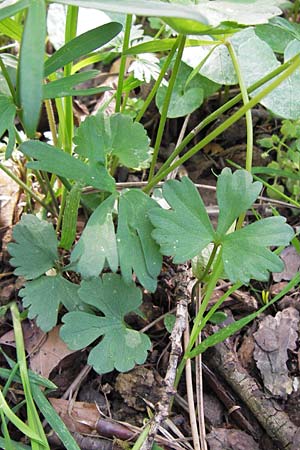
[60,274,151,374]
[216,168,262,235]
[150,169,294,283]
[149,177,215,263]
[21,140,115,192]
[222,217,294,283]
[117,189,162,292]
[8,215,58,280]
[74,113,151,170]
[70,194,118,277]
[20,275,82,332]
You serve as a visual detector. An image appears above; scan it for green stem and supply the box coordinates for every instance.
[0,56,16,102]
[0,162,55,214]
[175,251,223,390]
[64,5,78,153]
[227,41,253,172]
[115,14,132,113]
[148,34,186,181]
[226,41,253,229]
[144,56,299,193]
[145,54,300,192]
[135,35,181,123]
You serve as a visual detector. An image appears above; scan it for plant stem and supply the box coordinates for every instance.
[175,251,223,389]
[226,41,253,229]
[148,34,186,181]
[0,56,16,102]
[44,97,58,147]
[0,162,55,214]
[115,14,132,112]
[135,35,181,123]
[145,54,300,192]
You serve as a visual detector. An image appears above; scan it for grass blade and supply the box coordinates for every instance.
[18,0,46,137]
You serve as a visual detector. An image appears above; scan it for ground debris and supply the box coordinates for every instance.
[253,307,299,398]
[206,427,260,450]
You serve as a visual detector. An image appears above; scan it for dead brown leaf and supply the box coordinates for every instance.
[273,246,300,282]
[253,307,299,398]
[206,427,260,450]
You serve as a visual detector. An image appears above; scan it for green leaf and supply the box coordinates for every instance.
[8,214,58,280]
[216,168,262,236]
[260,39,300,119]
[60,182,82,250]
[20,140,115,192]
[19,275,82,332]
[222,217,294,283]
[188,273,300,359]
[0,94,16,157]
[43,70,111,99]
[156,62,218,118]
[200,28,280,86]
[31,385,81,450]
[117,189,162,292]
[70,193,119,277]
[0,17,23,41]
[44,22,122,77]
[74,113,151,170]
[255,20,297,54]
[60,274,151,374]
[0,0,30,21]
[150,177,215,263]
[18,0,46,137]
[53,0,210,30]
[164,313,176,333]
[208,311,227,324]
[150,169,294,283]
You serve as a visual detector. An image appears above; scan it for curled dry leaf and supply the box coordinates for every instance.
[206,427,260,450]
[253,307,299,398]
[273,246,300,282]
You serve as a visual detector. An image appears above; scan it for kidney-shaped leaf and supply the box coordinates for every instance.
[117,189,162,292]
[222,217,294,283]
[260,39,300,119]
[21,140,115,192]
[156,62,219,118]
[216,168,262,236]
[8,214,58,280]
[70,193,118,277]
[200,28,280,86]
[20,275,82,332]
[149,177,215,263]
[60,274,151,373]
[74,113,151,170]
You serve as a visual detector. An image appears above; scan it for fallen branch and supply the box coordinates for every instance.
[140,268,191,450]
[207,338,300,449]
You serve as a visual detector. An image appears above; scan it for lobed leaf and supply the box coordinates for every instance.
[70,193,118,277]
[149,177,215,263]
[20,275,82,332]
[60,274,151,373]
[21,140,115,192]
[117,189,162,292]
[216,168,262,236]
[8,215,58,280]
[222,217,294,283]
[150,169,294,284]
[74,113,151,170]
